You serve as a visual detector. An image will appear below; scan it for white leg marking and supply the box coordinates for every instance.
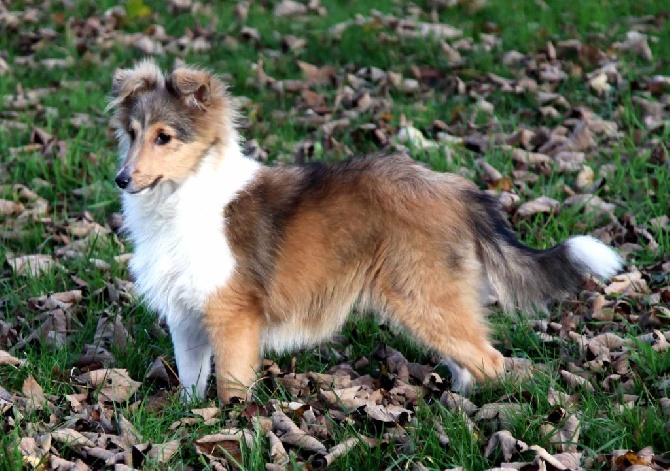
[170,318,212,401]
[442,357,474,395]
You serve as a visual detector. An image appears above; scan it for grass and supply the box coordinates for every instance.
[1,0,670,469]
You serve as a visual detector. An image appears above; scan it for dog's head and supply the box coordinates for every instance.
[108,59,235,194]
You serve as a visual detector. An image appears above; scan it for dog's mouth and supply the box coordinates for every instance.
[127,176,164,195]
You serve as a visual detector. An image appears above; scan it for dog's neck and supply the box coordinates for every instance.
[121,137,261,232]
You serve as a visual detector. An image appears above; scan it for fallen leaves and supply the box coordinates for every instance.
[516,196,560,218]
[6,254,60,277]
[0,199,25,215]
[75,369,141,403]
[484,430,528,462]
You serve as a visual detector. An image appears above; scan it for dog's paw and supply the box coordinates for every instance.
[179,386,203,403]
[442,357,474,395]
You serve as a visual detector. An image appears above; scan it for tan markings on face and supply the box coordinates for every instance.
[128,118,141,142]
[124,121,210,191]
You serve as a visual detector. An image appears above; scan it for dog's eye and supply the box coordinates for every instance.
[156,132,172,145]
[128,128,136,141]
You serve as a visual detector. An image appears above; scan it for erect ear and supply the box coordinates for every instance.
[166,68,212,110]
[110,59,163,102]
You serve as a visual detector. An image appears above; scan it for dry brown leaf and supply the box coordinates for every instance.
[72,181,106,199]
[510,146,551,165]
[529,444,569,470]
[52,428,96,447]
[64,391,87,412]
[274,0,307,17]
[589,73,611,95]
[22,375,46,411]
[475,403,525,431]
[554,151,586,173]
[539,64,568,82]
[0,349,25,366]
[498,191,520,210]
[604,271,649,297]
[477,158,503,183]
[564,193,615,218]
[29,290,82,311]
[503,357,535,382]
[440,391,478,416]
[75,369,141,403]
[283,34,307,52]
[313,437,371,468]
[19,435,50,468]
[589,332,629,351]
[265,429,289,465]
[194,429,255,465]
[133,439,181,464]
[0,57,9,76]
[591,293,614,321]
[0,199,25,215]
[484,430,529,461]
[547,388,574,407]
[320,118,350,137]
[389,17,462,40]
[575,165,594,191]
[272,409,327,453]
[94,314,131,352]
[114,413,144,449]
[13,308,68,349]
[145,357,178,387]
[397,126,438,149]
[82,446,117,466]
[650,215,668,230]
[363,404,411,425]
[308,371,353,390]
[49,455,90,470]
[540,413,581,452]
[613,448,653,469]
[67,218,110,238]
[12,184,39,201]
[560,370,594,392]
[7,253,59,277]
[614,31,653,61]
[516,196,560,218]
[320,385,372,410]
[192,406,220,421]
[565,121,596,152]
[297,61,337,85]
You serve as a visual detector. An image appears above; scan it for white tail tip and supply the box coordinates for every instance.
[566,235,623,279]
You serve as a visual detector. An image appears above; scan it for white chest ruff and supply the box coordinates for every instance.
[122,148,260,325]
[129,201,234,319]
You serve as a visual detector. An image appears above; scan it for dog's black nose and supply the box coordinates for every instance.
[115,171,131,189]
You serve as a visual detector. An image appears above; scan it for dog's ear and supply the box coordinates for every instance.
[166,68,212,110]
[111,59,163,102]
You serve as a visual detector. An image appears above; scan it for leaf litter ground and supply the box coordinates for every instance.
[0,0,669,470]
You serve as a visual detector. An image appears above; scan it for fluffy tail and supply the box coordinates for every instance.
[466,191,623,312]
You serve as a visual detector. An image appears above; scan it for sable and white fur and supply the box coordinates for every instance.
[110,59,623,402]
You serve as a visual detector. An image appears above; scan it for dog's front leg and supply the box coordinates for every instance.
[204,280,263,403]
[169,315,213,401]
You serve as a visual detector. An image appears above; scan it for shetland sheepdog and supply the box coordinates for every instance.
[109,59,622,402]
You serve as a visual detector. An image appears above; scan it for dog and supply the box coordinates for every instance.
[109,59,622,403]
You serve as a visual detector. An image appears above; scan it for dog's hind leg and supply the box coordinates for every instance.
[377,271,504,393]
